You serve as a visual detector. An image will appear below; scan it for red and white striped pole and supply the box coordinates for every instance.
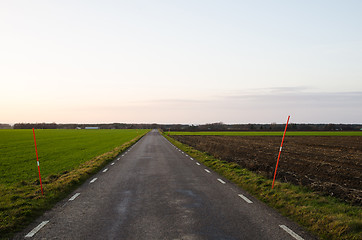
[272,116,290,189]
[32,128,44,195]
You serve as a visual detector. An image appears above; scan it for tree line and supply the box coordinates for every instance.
[0,124,12,129]
[9,122,362,131]
[161,122,362,131]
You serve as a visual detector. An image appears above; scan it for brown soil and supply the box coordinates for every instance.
[173,135,362,204]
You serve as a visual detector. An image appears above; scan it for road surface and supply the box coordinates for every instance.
[16,130,316,240]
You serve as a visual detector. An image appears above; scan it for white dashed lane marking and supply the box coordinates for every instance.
[279,225,304,240]
[69,193,80,201]
[25,221,49,238]
[204,169,211,173]
[196,162,200,166]
[90,178,97,183]
[103,168,108,173]
[111,162,115,165]
[238,194,253,204]
[217,178,226,184]
[190,158,194,160]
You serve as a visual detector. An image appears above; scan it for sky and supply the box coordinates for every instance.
[1,0,361,124]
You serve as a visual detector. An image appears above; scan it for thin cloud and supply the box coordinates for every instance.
[135,89,362,124]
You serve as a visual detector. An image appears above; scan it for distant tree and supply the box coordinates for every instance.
[13,122,57,129]
[324,124,336,131]
[247,124,254,130]
[0,124,11,129]
[288,123,297,131]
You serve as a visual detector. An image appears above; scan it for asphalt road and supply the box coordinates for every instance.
[16,130,316,240]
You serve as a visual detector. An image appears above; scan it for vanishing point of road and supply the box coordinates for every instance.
[16,130,316,240]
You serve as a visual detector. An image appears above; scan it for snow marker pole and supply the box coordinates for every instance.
[32,128,44,195]
[272,116,290,189]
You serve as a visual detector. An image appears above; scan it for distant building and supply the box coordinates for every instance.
[85,127,99,130]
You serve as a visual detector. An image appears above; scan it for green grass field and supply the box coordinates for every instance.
[168,131,362,136]
[0,129,148,185]
[0,129,149,238]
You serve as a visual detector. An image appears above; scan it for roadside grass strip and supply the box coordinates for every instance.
[163,133,362,240]
[0,130,149,239]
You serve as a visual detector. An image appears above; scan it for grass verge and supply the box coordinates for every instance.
[163,133,362,240]
[0,133,146,240]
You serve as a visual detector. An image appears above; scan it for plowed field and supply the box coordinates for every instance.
[173,135,362,204]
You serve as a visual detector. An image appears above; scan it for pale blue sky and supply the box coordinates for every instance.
[1,1,361,124]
